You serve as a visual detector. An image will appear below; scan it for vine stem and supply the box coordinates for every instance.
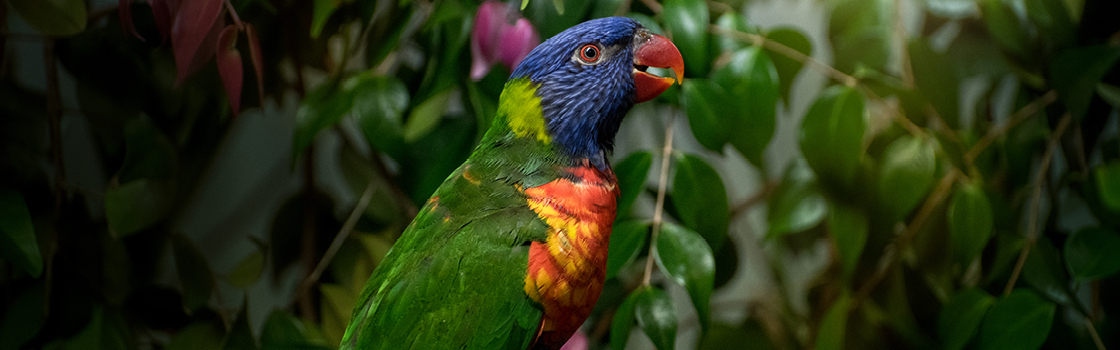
[1003,112,1073,295]
[964,90,1058,165]
[301,180,377,290]
[1085,317,1107,350]
[642,116,675,286]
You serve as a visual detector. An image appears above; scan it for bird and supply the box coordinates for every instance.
[339,16,683,350]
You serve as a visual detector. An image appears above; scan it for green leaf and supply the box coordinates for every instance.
[764,28,812,106]
[634,286,677,350]
[1022,237,1076,307]
[606,220,648,279]
[799,86,865,188]
[979,289,1055,350]
[1050,45,1120,120]
[815,292,850,350]
[310,0,340,38]
[1098,83,1120,107]
[227,249,264,289]
[948,182,994,266]
[612,288,640,350]
[655,222,715,331]
[105,178,175,237]
[0,190,41,277]
[60,306,132,350]
[980,0,1030,59]
[713,47,779,165]
[939,288,995,350]
[877,135,936,221]
[172,234,215,312]
[168,321,226,350]
[682,80,730,151]
[261,310,332,350]
[293,83,355,158]
[403,90,452,143]
[523,0,592,39]
[662,0,710,77]
[671,154,730,251]
[768,162,828,238]
[1064,227,1120,280]
[697,320,777,350]
[909,39,961,128]
[221,306,257,350]
[829,204,867,279]
[320,283,356,347]
[119,117,178,182]
[352,75,409,159]
[615,152,652,217]
[1094,161,1120,213]
[627,13,665,36]
[7,0,87,36]
[713,13,755,54]
[0,284,44,350]
[552,0,565,14]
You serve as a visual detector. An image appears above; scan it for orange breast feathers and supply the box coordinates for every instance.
[522,166,619,347]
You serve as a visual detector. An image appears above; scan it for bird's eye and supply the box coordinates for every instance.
[579,44,600,63]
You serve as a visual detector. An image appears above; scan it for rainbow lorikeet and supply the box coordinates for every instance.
[339,17,684,350]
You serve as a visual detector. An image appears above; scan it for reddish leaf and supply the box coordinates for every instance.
[172,0,224,85]
[149,0,177,42]
[216,25,243,116]
[120,0,144,40]
[245,23,264,104]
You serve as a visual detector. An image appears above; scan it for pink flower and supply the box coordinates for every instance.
[559,329,588,350]
[470,1,540,80]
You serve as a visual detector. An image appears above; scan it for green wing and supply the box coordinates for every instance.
[339,156,552,350]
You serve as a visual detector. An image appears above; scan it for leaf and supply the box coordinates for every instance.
[61,306,132,350]
[226,249,263,288]
[980,0,1029,59]
[172,0,225,84]
[352,75,410,159]
[615,151,652,217]
[634,286,677,350]
[939,289,995,350]
[979,289,1055,350]
[216,25,244,116]
[311,0,340,38]
[262,310,332,350]
[829,204,867,279]
[655,222,715,331]
[552,0,565,15]
[713,12,754,54]
[909,39,961,128]
[149,0,175,42]
[611,288,640,350]
[768,162,828,238]
[0,284,44,350]
[320,283,356,347]
[293,83,356,158]
[0,190,41,277]
[682,80,730,151]
[119,0,143,40]
[948,182,994,266]
[877,135,936,221]
[221,306,257,350]
[1094,161,1120,213]
[662,0,710,77]
[1022,237,1076,307]
[105,178,175,237]
[403,90,452,143]
[606,220,648,279]
[172,234,215,312]
[119,117,178,182]
[1098,83,1120,107]
[1050,45,1120,120]
[713,47,779,165]
[815,292,850,350]
[799,86,865,189]
[764,27,812,106]
[246,24,265,101]
[671,154,730,251]
[7,0,87,36]
[168,321,226,350]
[1064,227,1120,280]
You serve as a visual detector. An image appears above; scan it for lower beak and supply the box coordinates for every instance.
[633,33,684,103]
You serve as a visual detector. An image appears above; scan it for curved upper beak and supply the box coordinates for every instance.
[633,33,684,103]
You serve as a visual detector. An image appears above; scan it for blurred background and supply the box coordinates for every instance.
[1,0,1119,349]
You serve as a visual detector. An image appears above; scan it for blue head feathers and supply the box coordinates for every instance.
[510,17,648,167]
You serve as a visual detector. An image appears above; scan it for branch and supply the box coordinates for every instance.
[643,116,675,286]
[300,180,377,290]
[711,26,859,88]
[1002,112,1073,295]
[729,179,780,220]
[964,90,1058,166]
[852,170,961,308]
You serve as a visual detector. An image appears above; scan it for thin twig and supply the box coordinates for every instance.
[639,0,662,13]
[1003,112,1073,295]
[223,0,244,30]
[852,170,961,308]
[302,180,377,288]
[964,90,1058,165]
[643,116,675,286]
[893,0,914,88]
[1085,317,1107,350]
[729,179,781,220]
[712,26,859,88]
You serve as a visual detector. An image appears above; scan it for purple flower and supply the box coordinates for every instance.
[470,1,540,80]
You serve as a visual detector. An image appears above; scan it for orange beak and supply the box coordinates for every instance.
[633,33,684,103]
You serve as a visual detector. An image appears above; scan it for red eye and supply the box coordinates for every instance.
[579,44,600,62]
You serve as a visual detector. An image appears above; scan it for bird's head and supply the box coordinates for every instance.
[505,17,684,166]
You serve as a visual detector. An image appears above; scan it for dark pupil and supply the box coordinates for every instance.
[583,46,597,60]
